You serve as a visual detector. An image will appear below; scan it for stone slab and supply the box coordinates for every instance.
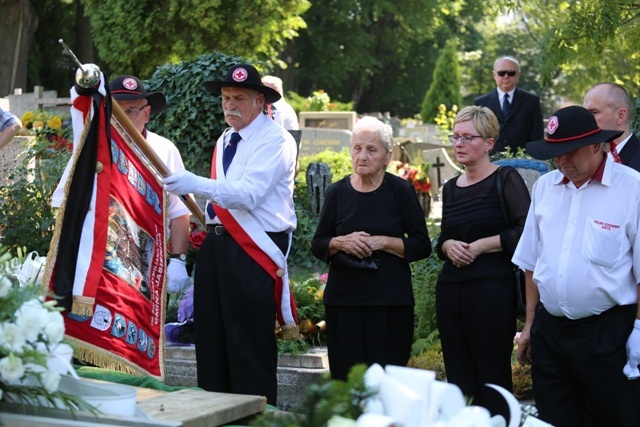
[163,345,330,411]
[138,389,266,427]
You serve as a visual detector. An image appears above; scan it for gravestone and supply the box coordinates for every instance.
[299,128,351,157]
[299,111,357,130]
[422,147,462,190]
[306,162,332,216]
[397,124,439,141]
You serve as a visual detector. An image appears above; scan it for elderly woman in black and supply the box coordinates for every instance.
[436,106,530,407]
[311,116,432,380]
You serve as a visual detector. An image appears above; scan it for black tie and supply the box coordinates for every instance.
[223,132,241,174]
[502,93,510,117]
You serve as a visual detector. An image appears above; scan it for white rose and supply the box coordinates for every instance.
[0,275,11,298]
[40,371,61,393]
[44,311,65,344]
[15,299,49,342]
[0,354,26,383]
[0,322,27,353]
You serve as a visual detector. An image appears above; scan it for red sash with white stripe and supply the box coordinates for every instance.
[210,137,297,326]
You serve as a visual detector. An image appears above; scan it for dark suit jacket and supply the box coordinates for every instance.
[473,87,544,155]
[619,133,640,172]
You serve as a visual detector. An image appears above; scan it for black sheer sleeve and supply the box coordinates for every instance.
[499,167,531,256]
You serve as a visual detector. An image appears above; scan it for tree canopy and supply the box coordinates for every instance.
[6,0,640,119]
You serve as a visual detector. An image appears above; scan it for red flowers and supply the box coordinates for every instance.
[189,222,207,250]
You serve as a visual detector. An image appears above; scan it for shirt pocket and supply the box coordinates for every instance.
[581,216,626,268]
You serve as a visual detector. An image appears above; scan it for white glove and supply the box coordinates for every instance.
[624,319,640,379]
[163,170,215,199]
[166,258,190,293]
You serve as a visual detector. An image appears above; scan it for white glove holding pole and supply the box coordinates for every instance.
[166,259,190,294]
[163,170,215,199]
[624,319,640,379]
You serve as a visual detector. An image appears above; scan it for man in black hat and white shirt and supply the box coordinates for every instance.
[109,76,191,295]
[163,63,297,406]
[513,105,640,426]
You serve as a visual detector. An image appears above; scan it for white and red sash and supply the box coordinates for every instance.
[210,132,297,326]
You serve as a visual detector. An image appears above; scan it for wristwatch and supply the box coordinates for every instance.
[169,253,187,262]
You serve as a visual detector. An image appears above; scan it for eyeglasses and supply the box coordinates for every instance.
[124,104,149,116]
[496,70,517,77]
[448,135,484,144]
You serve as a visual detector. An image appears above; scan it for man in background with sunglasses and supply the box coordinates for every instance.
[474,56,544,155]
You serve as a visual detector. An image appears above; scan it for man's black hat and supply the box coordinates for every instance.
[526,105,623,160]
[109,75,167,115]
[203,64,281,104]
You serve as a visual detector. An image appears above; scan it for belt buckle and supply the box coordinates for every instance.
[214,225,225,236]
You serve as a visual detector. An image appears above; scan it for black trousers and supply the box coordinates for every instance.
[531,303,640,427]
[325,304,414,381]
[436,277,517,406]
[193,230,288,406]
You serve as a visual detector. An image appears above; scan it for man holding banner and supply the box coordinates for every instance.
[163,63,298,406]
[109,75,191,294]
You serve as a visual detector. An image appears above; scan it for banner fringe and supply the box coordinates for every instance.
[68,336,163,381]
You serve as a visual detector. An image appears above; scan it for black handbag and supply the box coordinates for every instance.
[496,167,527,318]
[331,251,379,270]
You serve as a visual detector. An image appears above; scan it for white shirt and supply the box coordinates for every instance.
[513,156,640,319]
[206,113,297,233]
[145,130,189,220]
[52,130,189,221]
[271,98,299,130]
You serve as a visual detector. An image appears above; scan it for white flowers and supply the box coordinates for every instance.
[0,353,26,383]
[0,251,67,395]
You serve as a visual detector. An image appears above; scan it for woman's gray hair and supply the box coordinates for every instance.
[351,116,394,152]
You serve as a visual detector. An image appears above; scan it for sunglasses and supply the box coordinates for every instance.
[496,70,517,77]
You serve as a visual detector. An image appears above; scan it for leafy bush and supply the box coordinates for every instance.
[289,149,352,271]
[408,341,447,381]
[0,112,72,254]
[412,226,444,347]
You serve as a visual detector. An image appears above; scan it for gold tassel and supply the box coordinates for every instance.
[71,296,96,317]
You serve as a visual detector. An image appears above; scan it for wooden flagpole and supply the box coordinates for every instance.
[111,99,207,228]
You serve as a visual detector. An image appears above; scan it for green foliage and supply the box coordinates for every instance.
[289,149,352,270]
[252,364,374,424]
[144,52,244,177]
[290,275,325,322]
[411,224,443,346]
[0,118,72,255]
[81,0,310,77]
[421,41,463,124]
[408,341,447,381]
[277,338,309,356]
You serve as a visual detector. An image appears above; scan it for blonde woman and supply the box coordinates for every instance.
[436,106,530,407]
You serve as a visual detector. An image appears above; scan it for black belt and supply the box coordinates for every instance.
[207,225,229,236]
[207,224,287,238]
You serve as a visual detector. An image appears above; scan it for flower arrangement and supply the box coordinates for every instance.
[20,109,72,158]
[291,273,326,323]
[0,245,90,411]
[387,160,432,193]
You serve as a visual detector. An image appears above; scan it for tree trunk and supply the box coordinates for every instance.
[0,0,38,97]
[75,0,94,64]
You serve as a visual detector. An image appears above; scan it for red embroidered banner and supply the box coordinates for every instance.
[45,83,167,379]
